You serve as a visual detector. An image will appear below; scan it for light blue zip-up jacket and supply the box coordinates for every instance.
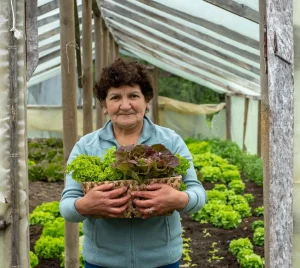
[59,116,207,268]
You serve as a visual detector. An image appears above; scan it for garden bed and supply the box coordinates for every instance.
[29,178,263,268]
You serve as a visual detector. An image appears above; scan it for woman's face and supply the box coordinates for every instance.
[104,85,150,131]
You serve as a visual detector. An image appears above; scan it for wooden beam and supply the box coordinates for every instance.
[136,0,259,49]
[242,97,249,151]
[112,27,260,93]
[225,95,232,140]
[8,0,20,266]
[26,0,39,81]
[260,0,294,266]
[109,33,114,64]
[74,0,83,88]
[203,0,259,23]
[103,21,109,67]
[94,9,105,128]
[114,42,119,59]
[101,5,260,75]
[257,99,261,156]
[82,0,93,134]
[58,0,79,267]
[151,66,159,124]
[92,0,101,17]
[109,0,259,63]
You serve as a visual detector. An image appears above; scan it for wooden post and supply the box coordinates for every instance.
[74,0,83,88]
[82,0,93,134]
[109,32,114,64]
[103,21,109,68]
[151,66,159,124]
[257,99,261,156]
[115,42,120,59]
[242,97,249,151]
[59,0,79,267]
[225,94,232,141]
[8,1,20,266]
[94,10,105,128]
[259,0,294,266]
[110,34,115,62]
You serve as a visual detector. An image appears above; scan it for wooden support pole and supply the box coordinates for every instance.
[225,95,232,141]
[82,0,93,134]
[94,12,105,128]
[59,0,79,267]
[74,0,83,88]
[257,99,261,156]
[259,0,294,266]
[103,21,109,68]
[151,66,159,124]
[114,42,119,59]
[109,32,114,64]
[8,1,20,266]
[242,97,249,151]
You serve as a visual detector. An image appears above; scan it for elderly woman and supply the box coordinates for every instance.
[59,59,207,268]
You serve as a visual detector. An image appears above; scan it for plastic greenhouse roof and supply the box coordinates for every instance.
[29,0,261,97]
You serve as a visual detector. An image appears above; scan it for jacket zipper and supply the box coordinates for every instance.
[130,218,134,268]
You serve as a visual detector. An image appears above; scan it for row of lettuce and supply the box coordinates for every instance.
[28,138,263,186]
[29,201,194,268]
[28,137,264,267]
[185,139,265,267]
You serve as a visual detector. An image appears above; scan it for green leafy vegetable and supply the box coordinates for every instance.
[66,144,190,183]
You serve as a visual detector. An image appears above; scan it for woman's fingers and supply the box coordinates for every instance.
[133,198,152,208]
[93,183,114,191]
[107,202,129,216]
[109,194,131,207]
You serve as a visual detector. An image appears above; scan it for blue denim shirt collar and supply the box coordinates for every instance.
[98,116,155,145]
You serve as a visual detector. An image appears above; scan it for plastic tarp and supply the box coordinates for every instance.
[27,96,226,139]
[0,1,29,267]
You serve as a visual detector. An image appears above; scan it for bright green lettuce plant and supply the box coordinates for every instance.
[213,184,227,191]
[229,238,253,257]
[253,227,264,246]
[228,180,245,194]
[233,203,252,218]
[30,201,60,225]
[254,206,264,216]
[66,144,190,183]
[252,220,264,231]
[244,193,255,203]
[30,251,39,268]
[239,253,264,268]
[200,166,222,182]
[34,236,64,259]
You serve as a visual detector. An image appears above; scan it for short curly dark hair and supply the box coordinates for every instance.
[94,58,154,103]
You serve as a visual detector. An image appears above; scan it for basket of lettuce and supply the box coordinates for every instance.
[66,144,190,218]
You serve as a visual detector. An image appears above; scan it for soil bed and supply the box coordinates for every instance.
[29,179,263,268]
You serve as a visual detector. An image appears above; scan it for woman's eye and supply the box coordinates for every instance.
[131,95,139,99]
[111,96,119,100]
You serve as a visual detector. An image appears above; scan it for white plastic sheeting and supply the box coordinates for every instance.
[0,0,29,267]
[28,0,261,97]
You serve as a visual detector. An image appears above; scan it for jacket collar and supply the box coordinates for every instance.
[98,116,155,145]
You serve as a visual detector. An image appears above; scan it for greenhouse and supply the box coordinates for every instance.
[0,0,299,267]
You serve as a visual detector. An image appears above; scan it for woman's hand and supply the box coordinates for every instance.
[132,184,189,219]
[75,183,131,218]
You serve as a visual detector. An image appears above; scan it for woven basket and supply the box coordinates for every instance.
[81,175,182,218]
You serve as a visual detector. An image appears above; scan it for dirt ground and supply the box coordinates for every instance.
[29,179,263,268]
